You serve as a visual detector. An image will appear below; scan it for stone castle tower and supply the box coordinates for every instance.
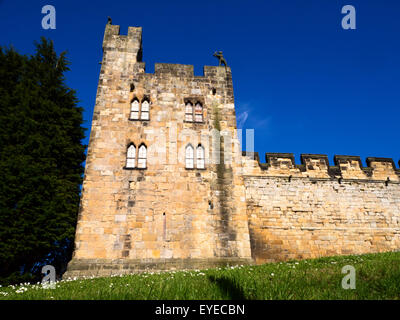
[65,24,400,278]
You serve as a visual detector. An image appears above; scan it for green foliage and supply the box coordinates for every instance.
[0,38,86,285]
[0,252,399,300]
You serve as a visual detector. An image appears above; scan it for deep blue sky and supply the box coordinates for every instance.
[1,0,399,167]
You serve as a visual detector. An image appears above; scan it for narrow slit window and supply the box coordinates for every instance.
[130,99,140,120]
[194,102,203,122]
[185,144,194,169]
[185,102,193,122]
[138,144,147,169]
[141,100,150,120]
[163,213,166,241]
[196,145,205,169]
[126,144,136,168]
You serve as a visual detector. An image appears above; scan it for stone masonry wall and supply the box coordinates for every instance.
[65,23,400,278]
[242,153,400,263]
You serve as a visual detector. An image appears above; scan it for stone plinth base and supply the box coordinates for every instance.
[63,258,254,279]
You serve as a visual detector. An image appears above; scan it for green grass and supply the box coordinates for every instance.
[1,252,399,300]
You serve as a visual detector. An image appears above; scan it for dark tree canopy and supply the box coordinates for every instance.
[0,38,86,285]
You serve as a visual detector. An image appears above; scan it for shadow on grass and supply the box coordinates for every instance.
[207,275,246,300]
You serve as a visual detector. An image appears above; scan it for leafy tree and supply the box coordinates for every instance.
[0,38,86,285]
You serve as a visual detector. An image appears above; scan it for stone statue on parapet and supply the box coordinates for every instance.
[213,51,227,67]
[107,16,112,25]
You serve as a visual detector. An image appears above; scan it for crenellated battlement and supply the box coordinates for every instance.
[154,63,194,77]
[102,25,232,81]
[242,152,400,182]
[151,63,232,79]
[102,24,143,48]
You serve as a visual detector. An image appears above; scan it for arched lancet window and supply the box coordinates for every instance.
[196,145,205,169]
[141,100,150,120]
[185,102,193,122]
[126,144,136,168]
[194,102,203,122]
[130,99,140,120]
[138,144,147,169]
[185,144,194,169]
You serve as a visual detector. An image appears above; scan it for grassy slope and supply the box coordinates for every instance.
[0,251,399,300]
